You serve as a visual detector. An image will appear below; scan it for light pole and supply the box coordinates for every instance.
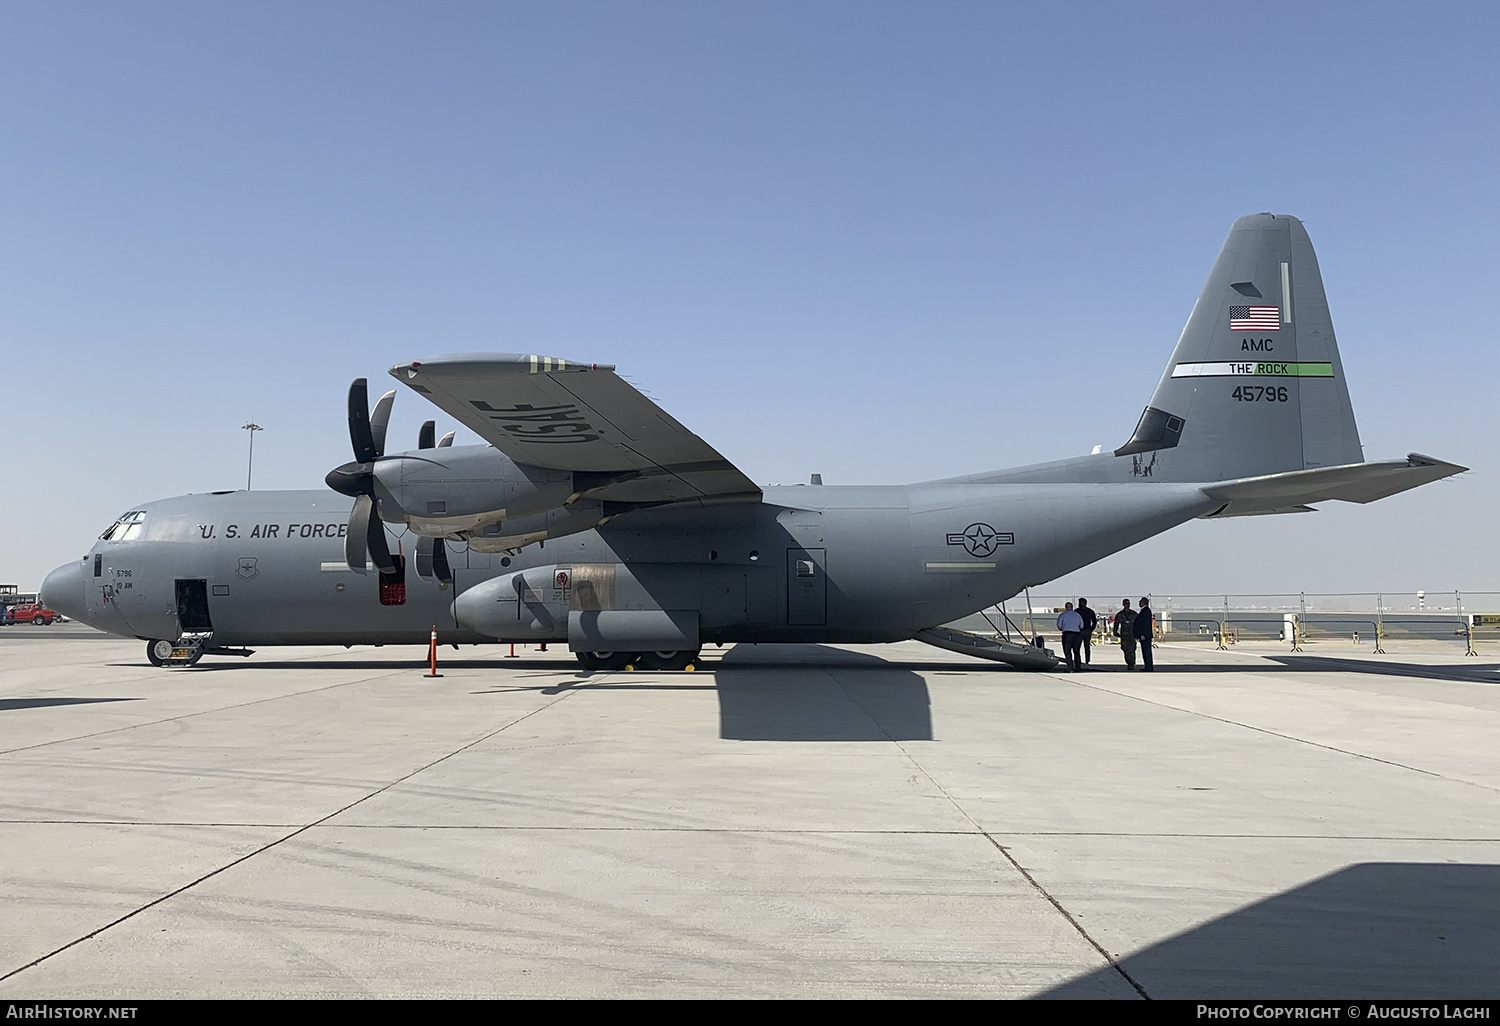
[242,422,263,490]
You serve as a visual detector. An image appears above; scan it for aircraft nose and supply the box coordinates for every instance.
[40,559,88,623]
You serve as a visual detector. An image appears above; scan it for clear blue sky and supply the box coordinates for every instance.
[2,1,1496,597]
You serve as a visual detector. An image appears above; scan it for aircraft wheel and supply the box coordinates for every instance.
[639,649,700,671]
[146,640,173,667]
[576,651,630,671]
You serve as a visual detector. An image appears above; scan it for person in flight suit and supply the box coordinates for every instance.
[1077,598,1097,666]
[1112,598,1137,669]
[1132,596,1156,671]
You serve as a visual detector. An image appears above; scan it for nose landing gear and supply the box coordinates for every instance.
[145,632,212,667]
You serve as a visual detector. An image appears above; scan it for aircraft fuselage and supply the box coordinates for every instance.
[51,482,1216,647]
[39,214,1467,665]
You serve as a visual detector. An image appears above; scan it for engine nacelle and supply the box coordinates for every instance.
[453,564,569,640]
[464,503,605,552]
[370,444,576,534]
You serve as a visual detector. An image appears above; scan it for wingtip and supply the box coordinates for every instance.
[1406,452,1469,475]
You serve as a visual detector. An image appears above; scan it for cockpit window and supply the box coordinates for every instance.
[101,510,147,541]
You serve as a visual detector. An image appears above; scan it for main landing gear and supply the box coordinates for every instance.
[575,649,701,672]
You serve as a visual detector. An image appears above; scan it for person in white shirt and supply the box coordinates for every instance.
[1056,601,1085,671]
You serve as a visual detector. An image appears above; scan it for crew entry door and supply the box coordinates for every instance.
[786,548,826,626]
[174,579,213,634]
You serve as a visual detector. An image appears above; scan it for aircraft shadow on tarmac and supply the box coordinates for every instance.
[712,644,934,742]
[1041,862,1500,999]
[107,643,949,746]
[464,643,940,742]
[0,696,142,712]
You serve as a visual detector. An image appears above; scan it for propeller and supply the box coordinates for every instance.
[326,379,456,583]
[325,378,398,575]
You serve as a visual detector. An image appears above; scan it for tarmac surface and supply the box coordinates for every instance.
[2,623,1498,999]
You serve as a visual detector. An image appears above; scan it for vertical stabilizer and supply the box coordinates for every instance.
[1114,214,1363,482]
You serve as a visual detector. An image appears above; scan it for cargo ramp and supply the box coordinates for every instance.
[915,626,1062,671]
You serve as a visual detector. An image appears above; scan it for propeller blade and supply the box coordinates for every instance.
[348,379,377,464]
[437,431,455,447]
[416,535,435,581]
[366,504,397,576]
[418,420,435,449]
[346,495,372,572]
[369,390,396,459]
[416,535,454,586]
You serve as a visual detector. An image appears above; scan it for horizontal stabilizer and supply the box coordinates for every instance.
[1200,453,1466,517]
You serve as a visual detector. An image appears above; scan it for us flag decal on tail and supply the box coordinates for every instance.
[1230,305,1280,330]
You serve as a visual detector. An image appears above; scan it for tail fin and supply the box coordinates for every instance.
[1114,213,1363,482]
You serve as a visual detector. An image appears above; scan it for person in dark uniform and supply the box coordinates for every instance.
[1132,596,1155,671]
[1112,598,1137,669]
[1077,598,1097,667]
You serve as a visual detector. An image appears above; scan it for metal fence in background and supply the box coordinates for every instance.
[959,591,1500,656]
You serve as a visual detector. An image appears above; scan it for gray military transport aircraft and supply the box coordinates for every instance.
[41,213,1465,671]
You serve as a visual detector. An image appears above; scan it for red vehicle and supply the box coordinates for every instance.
[4,603,58,625]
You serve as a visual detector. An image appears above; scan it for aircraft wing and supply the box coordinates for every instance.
[390,353,761,506]
[1199,453,1466,517]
